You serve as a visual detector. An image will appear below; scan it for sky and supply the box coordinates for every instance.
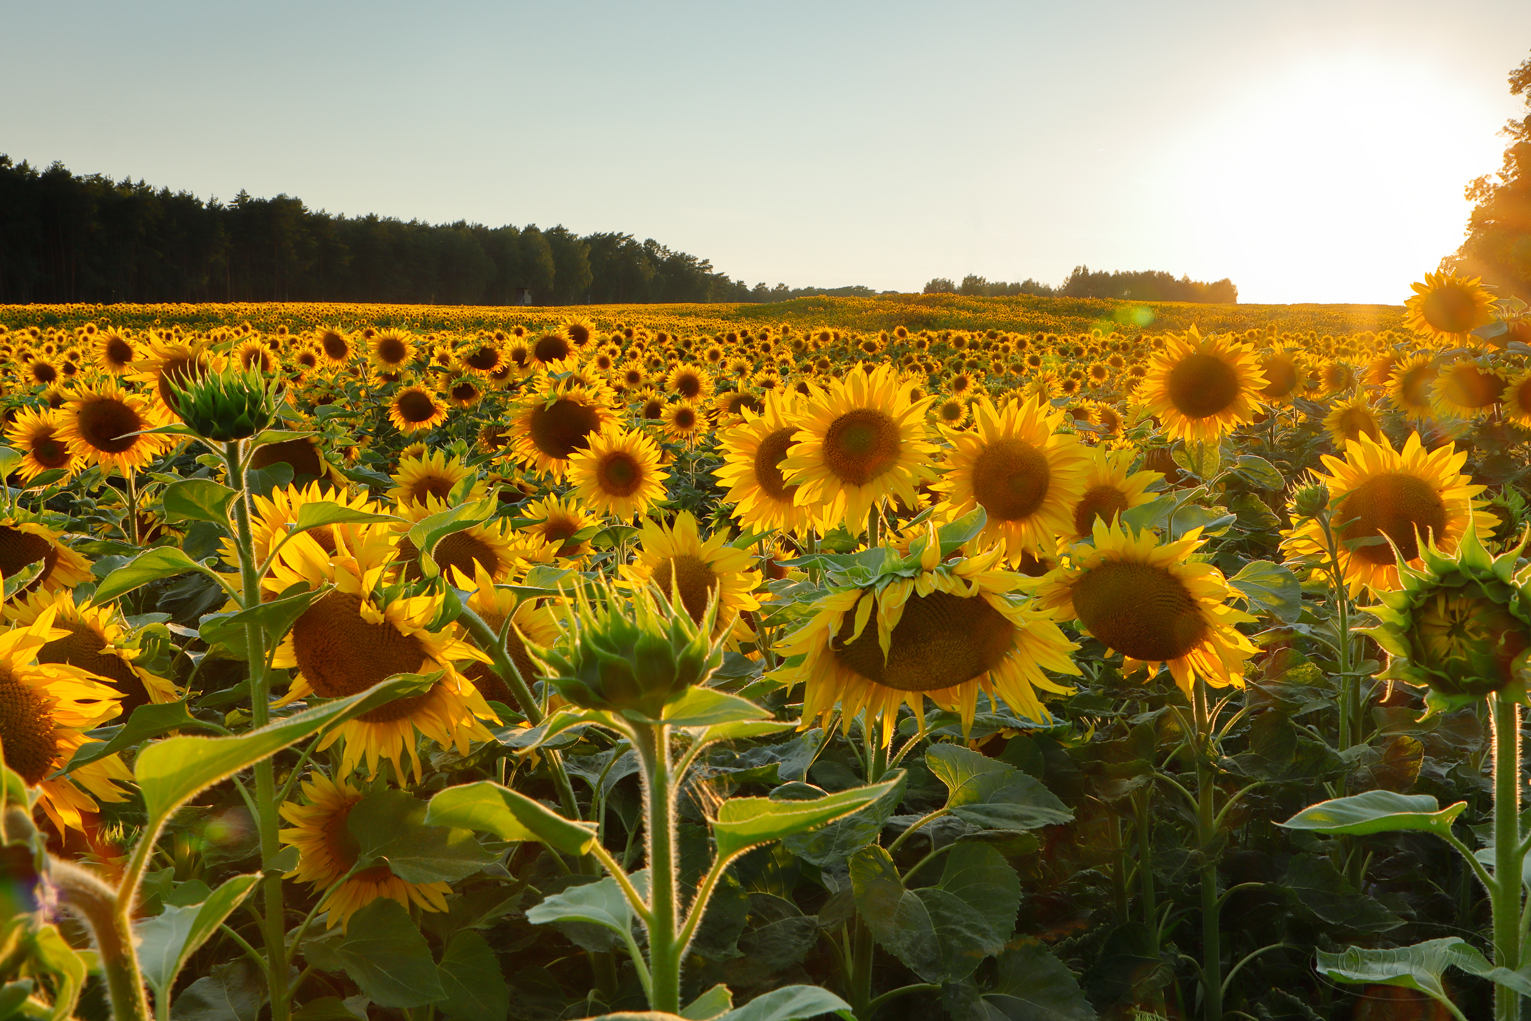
[3,0,1529,305]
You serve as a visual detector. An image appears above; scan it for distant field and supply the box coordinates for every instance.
[0,293,1408,337]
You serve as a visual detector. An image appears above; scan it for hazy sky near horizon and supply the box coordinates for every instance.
[4,1,1529,305]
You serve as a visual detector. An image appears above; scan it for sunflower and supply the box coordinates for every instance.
[1038,521,1257,698]
[714,393,817,536]
[1280,431,1498,596]
[1431,359,1506,419]
[228,482,392,579]
[1323,396,1382,447]
[249,435,341,487]
[529,332,574,370]
[443,375,483,409]
[624,512,761,641]
[780,363,937,532]
[279,772,451,931]
[661,400,707,446]
[458,338,506,376]
[268,526,497,782]
[931,396,1091,562]
[131,337,210,422]
[388,450,484,510]
[392,502,551,583]
[1386,353,1438,418]
[0,604,136,834]
[387,385,449,435]
[94,329,137,375]
[933,397,969,428]
[782,522,1081,745]
[4,407,80,482]
[5,589,177,713]
[521,496,597,561]
[511,383,615,480]
[456,563,561,709]
[567,426,668,521]
[0,516,92,596]
[57,381,170,475]
[1502,368,1531,425]
[1404,272,1497,343]
[1138,328,1266,444]
[368,329,416,372]
[316,328,354,365]
[712,389,763,424]
[1060,446,1162,543]
[665,364,715,403]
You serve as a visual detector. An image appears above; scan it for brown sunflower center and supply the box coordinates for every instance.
[1439,366,1505,410]
[105,337,135,366]
[725,393,761,416]
[38,621,151,713]
[971,437,1051,522]
[375,336,409,366]
[1073,484,1131,536]
[451,382,479,403]
[674,372,704,399]
[1421,286,1482,335]
[1337,471,1448,566]
[529,399,600,459]
[1331,407,1379,442]
[1166,353,1240,419]
[407,472,458,504]
[0,666,59,785]
[652,554,719,624]
[76,397,145,454]
[671,407,698,431]
[0,527,58,590]
[30,434,71,470]
[1072,560,1208,662]
[32,362,57,385]
[822,409,901,487]
[596,452,643,496]
[290,591,432,723]
[157,355,204,411]
[320,331,349,360]
[540,517,583,557]
[250,439,323,480]
[431,531,503,581]
[396,390,439,425]
[533,335,571,364]
[754,427,799,502]
[1260,355,1298,398]
[832,590,1017,692]
[1399,366,1436,408]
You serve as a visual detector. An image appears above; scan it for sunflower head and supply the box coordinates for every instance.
[536,583,723,720]
[1139,328,1266,444]
[168,363,277,443]
[1405,272,1498,343]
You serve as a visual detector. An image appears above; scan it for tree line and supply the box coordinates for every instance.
[924,266,1238,303]
[0,156,883,306]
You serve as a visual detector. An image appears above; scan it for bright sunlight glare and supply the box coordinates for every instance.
[1157,54,1511,305]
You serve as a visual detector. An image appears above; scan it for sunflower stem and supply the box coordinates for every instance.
[1492,693,1523,1021]
[1193,681,1223,1021]
[223,439,290,1021]
[634,721,683,1013]
[53,857,150,1021]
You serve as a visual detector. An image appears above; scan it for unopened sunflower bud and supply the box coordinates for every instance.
[169,365,276,443]
[1292,482,1330,519]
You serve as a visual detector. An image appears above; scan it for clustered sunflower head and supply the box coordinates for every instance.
[167,363,277,442]
[1365,522,1531,704]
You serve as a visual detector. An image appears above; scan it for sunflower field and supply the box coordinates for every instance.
[2,276,1531,1021]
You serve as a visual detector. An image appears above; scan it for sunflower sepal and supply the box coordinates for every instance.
[166,364,277,443]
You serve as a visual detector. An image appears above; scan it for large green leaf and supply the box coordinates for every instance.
[94,546,228,603]
[162,479,236,526]
[435,930,509,1021]
[290,501,398,538]
[1315,937,1531,1021]
[943,943,1096,1021]
[712,774,903,862]
[170,960,266,1021]
[424,780,597,856]
[199,584,325,657]
[135,675,422,830]
[525,871,648,939]
[136,874,261,1001]
[1232,454,1285,490]
[1280,790,1466,838]
[346,788,495,885]
[1229,559,1303,624]
[64,700,224,772]
[926,744,1072,831]
[655,687,771,727]
[299,898,445,1008]
[783,772,905,867]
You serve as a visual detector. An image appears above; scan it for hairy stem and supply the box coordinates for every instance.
[1492,694,1523,1021]
[52,857,149,1021]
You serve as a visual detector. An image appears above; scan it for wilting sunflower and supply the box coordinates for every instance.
[387,385,449,435]
[714,393,817,536]
[94,329,137,375]
[1404,272,1497,343]
[521,496,597,561]
[1318,395,1380,448]
[1431,359,1506,419]
[1038,521,1258,698]
[368,329,416,372]
[511,383,615,480]
[5,590,177,713]
[456,563,561,709]
[567,426,668,520]
[268,526,497,782]
[0,516,92,595]
[57,381,170,475]
[1059,446,1162,543]
[279,772,451,931]
[1386,353,1438,418]
[0,604,135,834]
[1281,431,1497,596]
[131,337,210,422]
[1138,328,1266,444]
[781,521,1080,745]
[781,363,937,532]
[931,395,1091,562]
[624,511,761,641]
[4,407,80,482]
[388,450,484,510]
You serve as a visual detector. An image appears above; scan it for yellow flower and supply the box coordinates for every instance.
[1431,359,1506,420]
[510,382,615,480]
[1138,328,1266,444]
[5,589,178,713]
[388,450,484,510]
[714,393,818,536]
[94,329,137,375]
[568,426,668,520]
[1323,396,1383,447]
[624,512,761,641]
[367,329,416,372]
[1386,353,1438,418]
[520,496,597,562]
[131,337,211,423]
[57,381,170,475]
[1059,446,1162,543]
[0,516,92,596]
[387,385,449,434]
[1404,272,1496,343]
[4,407,81,482]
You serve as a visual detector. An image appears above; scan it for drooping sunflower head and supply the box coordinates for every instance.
[57,381,170,475]
[1405,272,1497,343]
[4,407,80,483]
[1038,520,1257,698]
[781,514,1081,744]
[1139,328,1266,444]
[568,426,669,521]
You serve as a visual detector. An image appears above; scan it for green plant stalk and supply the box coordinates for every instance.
[224,440,289,1021]
[1492,693,1523,1021]
[1319,515,1358,751]
[52,857,149,1021]
[634,721,682,1013]
[1134,786,1158,942]
[1193,681,1222,1021]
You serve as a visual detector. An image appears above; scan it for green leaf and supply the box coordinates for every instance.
[290,501,398,539]
[346,788,495,885]
[64,700,224,773]
[199,584,325,657]
[436,930,509,1021]
[525,872,644,938]
[136,674,424,831]
[249,428,316,448]
[171,960,267,1021]
[0,981,33,1021]
[162,479,236,526]
[656,687,771,727]
[943,943,1095,1021]
[1279,790,1467,838]
[1229,559,1303,624]
[1233,454,1285,490]
[26,926,87,1021]
[135,874,260,998]
[681,985,734,1020]
[712,774,903,862]
[424,780,598,856]
[783,772,905,867]
[926,744,1073,830]
[95,546,228,604]
[291,998,367,1021]
[689,720,799,745]
[715,986,853,1021]
[299,898,445,1008]
[1314,938,1510,1021]
[405,499,496,576]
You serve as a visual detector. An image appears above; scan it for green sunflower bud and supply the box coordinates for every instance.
[168,364,276,443]
[1292,481,1330,519]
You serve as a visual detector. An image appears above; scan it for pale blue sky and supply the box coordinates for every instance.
[3,1,1529,304]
